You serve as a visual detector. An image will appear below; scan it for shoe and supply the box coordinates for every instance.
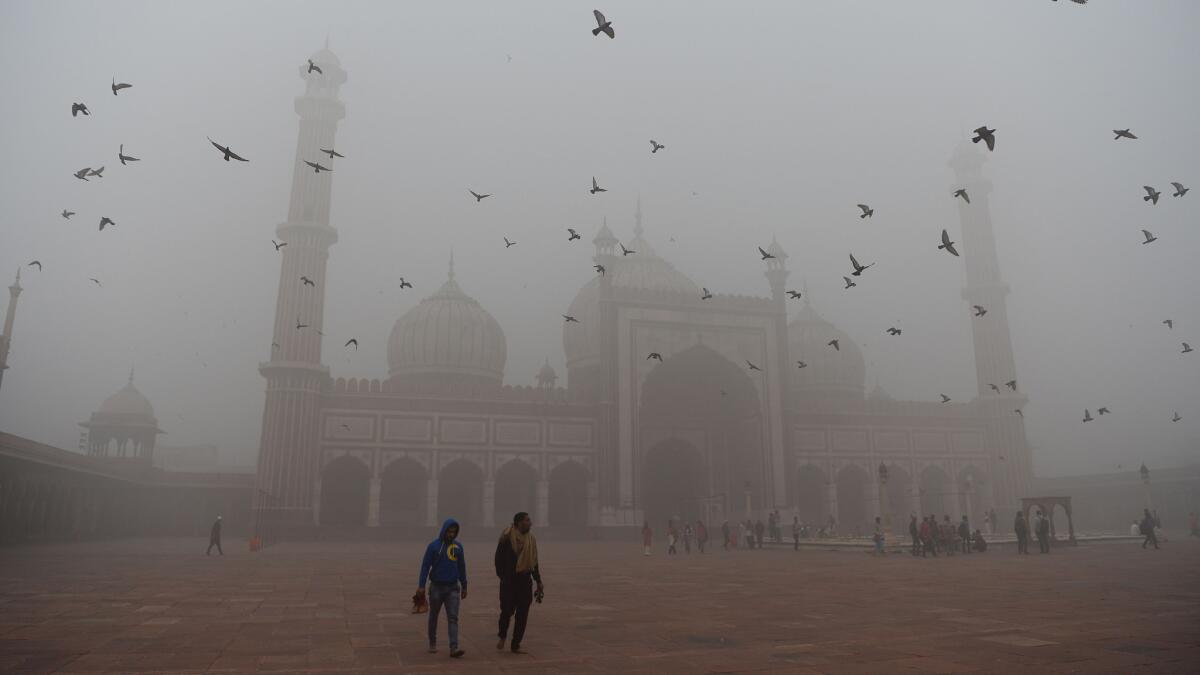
[497,638,505,650]
[450,649,465,658]
[427,645,437,653]
[511,646,526,654]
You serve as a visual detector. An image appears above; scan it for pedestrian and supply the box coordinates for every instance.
[721,519,731,551]
[754,519,765,549]
[958,516,971,555]
[495,511,543,654]
[1014,511,1029,554]
[872,516,885,555]
[417,518,468,658]
[918,516,934,557]
[683,522,693,554]
[696,520,708,553]
[744,520,755,549]
[908,514,920,557]
[792,515,801,551]
[1140,509,1159,550]
[666,520,678,555]
[641,520,653,556]
[1189,512,1199,538]
[206,515,223,556]
[941,515,957,556]
[1035,510,1050,553]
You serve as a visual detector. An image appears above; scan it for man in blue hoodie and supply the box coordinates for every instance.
[417,518,467,658]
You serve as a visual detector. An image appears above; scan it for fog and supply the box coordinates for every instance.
[1,0,1196,477]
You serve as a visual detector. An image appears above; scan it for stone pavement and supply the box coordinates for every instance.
[0,535,1197,674]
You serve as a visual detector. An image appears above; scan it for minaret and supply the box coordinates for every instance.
[0,269,23,392]
[949,140,1033,505]
[255,45,347,528]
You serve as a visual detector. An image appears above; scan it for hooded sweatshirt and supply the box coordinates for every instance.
[418,518,467,589]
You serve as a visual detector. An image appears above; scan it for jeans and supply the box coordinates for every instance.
[427,582,461,649]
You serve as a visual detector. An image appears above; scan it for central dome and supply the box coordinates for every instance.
[788,302,865,400]
[387,261,506,385]
[98,374,157,419]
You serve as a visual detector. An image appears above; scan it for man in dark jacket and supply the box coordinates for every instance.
[206,516,223,556]
[495,511,543,654]
[1140,509,1160,550]
[417,518,467,658]
[1014,511,1029,554]
[958,516,971,554]
[1035,511,1051,553]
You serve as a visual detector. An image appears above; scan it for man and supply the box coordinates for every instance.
[1035,510,1050,554]
[417,518,468,658]
[696,520,708,554]
[908,514,919,557]
[206,515,223,556]
[641,521,653,556]
[682,522,693,554]
[792,515,801,551]
[495,511,543,654]
[744,520,754,549]
[872,516,885,556]
[754,519,765,549]
[941,515,956,556]
[1014,511,1029,554]
[958,516,971,554]
[918,516,934,557]
[1140,509,1159,550]
[721,519,731,551]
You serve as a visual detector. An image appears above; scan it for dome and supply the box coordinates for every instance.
[97,372,156,419]
[387,262,506,385]
[788,303,865,399]
[309,47,341,68]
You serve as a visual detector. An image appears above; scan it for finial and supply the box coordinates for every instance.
[633,194,643,237]
[13,268,20,284]
[448,247,455,280]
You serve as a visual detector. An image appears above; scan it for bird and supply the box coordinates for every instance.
[399,277,413,289]
[26,260,41,271]
[1183,342,1194,354]
[563,314,579,323]
[304,160,331,173]
[567,228,581,241]
[988,383,1000,393]
[973,305,987,317]
[340,424,351,431]
[939,229,959,256]
[296,318,308,330]
[972,126,996,151]
[319,148,344,159]
[504,237,516,248]
[272,240,287,251]
[843,276,857,290]
[469,190,490,202]
[111,78,132,95]
[592,9,615,38]
[73,167,91,181]
[1143,186,1160,204]
[1014,409,1023,417]
[207,137,249,162]
[89,278,101,287]
[953,188,970,204]
[593,264,605,276]
[307,59,323,74]
[1141,229,1157,245]
[71,102,90,117]
[786,290,802,299]
[849,253,874,276]
[758,246,775,261]
[796,361,808,369]
[620,243,635,256]
[1163,319,1173,329]
[1170,182,1189,197]
[301,276,315,286]
[1113,129,1137,140]
[887,327,902,336]
[646,352,663,361]
[1173,412,1182,422]
[828,339,840,351]
[118,145,140,165]
[590,177,607,194]
[746,360,761,371]
[99,217,115,231]
[857,204,873,219]
[345,339,358,351]
[701,288,712,300]
[940,394,951,403]
[1005,380,1017,391]
[1098,407,1110,415]
[87,166,105,178]
[1083,409,1094,422]
[271,342,279,350]
[650,140,665,153]
[62,210,75,219]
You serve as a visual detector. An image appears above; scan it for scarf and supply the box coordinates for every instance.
[502,525,539,574]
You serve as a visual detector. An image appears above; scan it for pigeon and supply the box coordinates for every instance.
[296,317,309,330]
[118,145,140,165]
[319,148,344,159]
[345,339,358,351]
[399,277,413,289]
[988,383,1000,393]
[99,216,115,231]
[1172,412,1182,422]
[1015,409,1023,417]
[746,360,761,371]
[701,287,712,300]
[972,126,996,151]
[849,253,874,276]
[62,210,75,219]
[207,137,249,162]
[650,140,664,153]
[89,278,101,286]
[590,177,606,194]
[504,237,516,248]
[887,327,902,336]
[1141,229,1157,245]
[1162,319,1173,329]
[940,394,951,403]
[796,361,808,369]
[272,342,280,350]
[1170,182,1189,197]
[71,102,90,117]
[304,160,331,173]
[593,264,605,276]
[87,166,105,178]
[620,243,635,256]
[1005,380,1017,391]
[111,78,132,95]
[647,352,663,361]
[592,9,615,38]
[299,276,316,287]
[939,229,959,256]
[828,339,840,351]
[272,240,287,251]
[1113,129,1137,140]
[26,260,41,271]
[973,305,987,317]
[758,246,775,261]
[1098,407,1110,415]
[1083,409,1094,422]
[843,276,857,290]
[953,188,970,204]
[469,190,490,202]
[74,167,91,181]
[563,314,579,323]
[786,290,802,299]
[1183,342,1194,354]
[307,59,323,74]
[340,424,351,431]
[857,204,873,219]
[1143,186,1160,204]
[568,228,581,241]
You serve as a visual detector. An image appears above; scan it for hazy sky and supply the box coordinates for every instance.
[1,1,1196,476]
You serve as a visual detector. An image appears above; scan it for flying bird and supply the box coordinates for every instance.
[988,383,1000,393]
[786,290,802,299]
[1005,380,1017,391]
[399,277,413,289]
[62,210,75,219]
[592,9,615,38]
[26,260,41,271]
[757,246,775,261]
[469,190,490,202]
[1162,319,1173,329]
[940,394,951,403]
[590,177,606,194]
[319,148,344,159]
[504,237,516,248]
[796,361,808,369]
[972,126,996,151]
[828,339,840,351]
[89,278,101,287]
[973,305,987,317]
[340,424,351,431]
[111,78,132,95]
[620,243,635,256]
[1113,129,1137,140]
[1170,182,1189,197]
[87,166,105,178]
[1141,229,1157,245]
[1015,409,1023,417]
[207,137,248,162]
[345,339,358,351]
[1183,342,1194,354]
[567,228,581,241]
[849,253,874,276]
[953,188,970,204]
[71,102,90,117]
[307,59,323,74]
[1083,409,1094,423]
[563,314,579,323]
[857,204,873,219]
[593,264,605,276]
[74,167,91,181]
[296,317,308,330]
[843,276,856,290]
[746,360,761,371]
[887,327,902,336]
[1097,407,1110,415]
[646,352,663,361]
[701,287,712,300]
[1173,412,1182,422]
[272,240,287,251]
[118,145,140,164]
[304,160,331,173]
[939,229,959,256]
[1143,186,1160,204]
[99,217,114,231]
[301,276,315,286]
[650,140,665,153]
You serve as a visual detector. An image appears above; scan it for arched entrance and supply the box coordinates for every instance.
[320,455,370,527]
[438,460,483,527]
[494,460,538,526]
[919,465,951,518]
[795,464,828,525]
[548,460,589,528]
[642,440,706,527]
[379,458,426,526]
[836,465,870,536]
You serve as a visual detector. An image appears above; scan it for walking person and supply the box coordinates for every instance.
[908,514,920,557]
[754,519,765,549]
[872,516,885,556]
[666,520,678,555]
[721,519,731,551]
[1035,511,1051,554]
[495,512,543,654]
[1140,509,1160,550]
[744,520,755,549]
[206,515,223,556]
[641,520,653,556]
[417,518,468,658]
[792,516,801,551]
[696,520,708,553]
[959,516,971,554]
[919,516,935,557]
[683,522,693,554]
[1014,511,1029,554]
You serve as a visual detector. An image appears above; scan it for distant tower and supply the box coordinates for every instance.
[255,45,347,527]
[0,269,22,392]
[949,140,1033,504]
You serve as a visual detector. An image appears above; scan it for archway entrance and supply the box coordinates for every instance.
[379,458,426,526]
[919,465,951,518]
[549,461,589,528]
[320,455,370,527]
[494,460,538,526]
[438,460,483,527]
[795,464,828,526]
[836,465,870,536]
[642,439,706,527]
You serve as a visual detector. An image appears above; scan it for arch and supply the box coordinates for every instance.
[379,457,427,526]
[548,460,590,528]
[494,460,538,526]
[919,464,951,518]
[642,439,707,526]
[795,464,828,525]
[884,463,913,521]
[438,459,483,527]
[836,464,871,536]
[320,454,371,527]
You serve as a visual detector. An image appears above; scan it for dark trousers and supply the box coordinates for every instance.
[1037,535,1049,553]
[910,534,920,556]
[206,539,223,555]
[1017,535,1028,554]
[498,575,533,649]
[1142,531,1159,549]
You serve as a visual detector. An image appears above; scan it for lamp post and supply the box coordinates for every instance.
[878,463,890,535]
[1139,463,1152,510]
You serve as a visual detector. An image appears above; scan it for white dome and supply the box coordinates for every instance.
[97,376,156,419]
